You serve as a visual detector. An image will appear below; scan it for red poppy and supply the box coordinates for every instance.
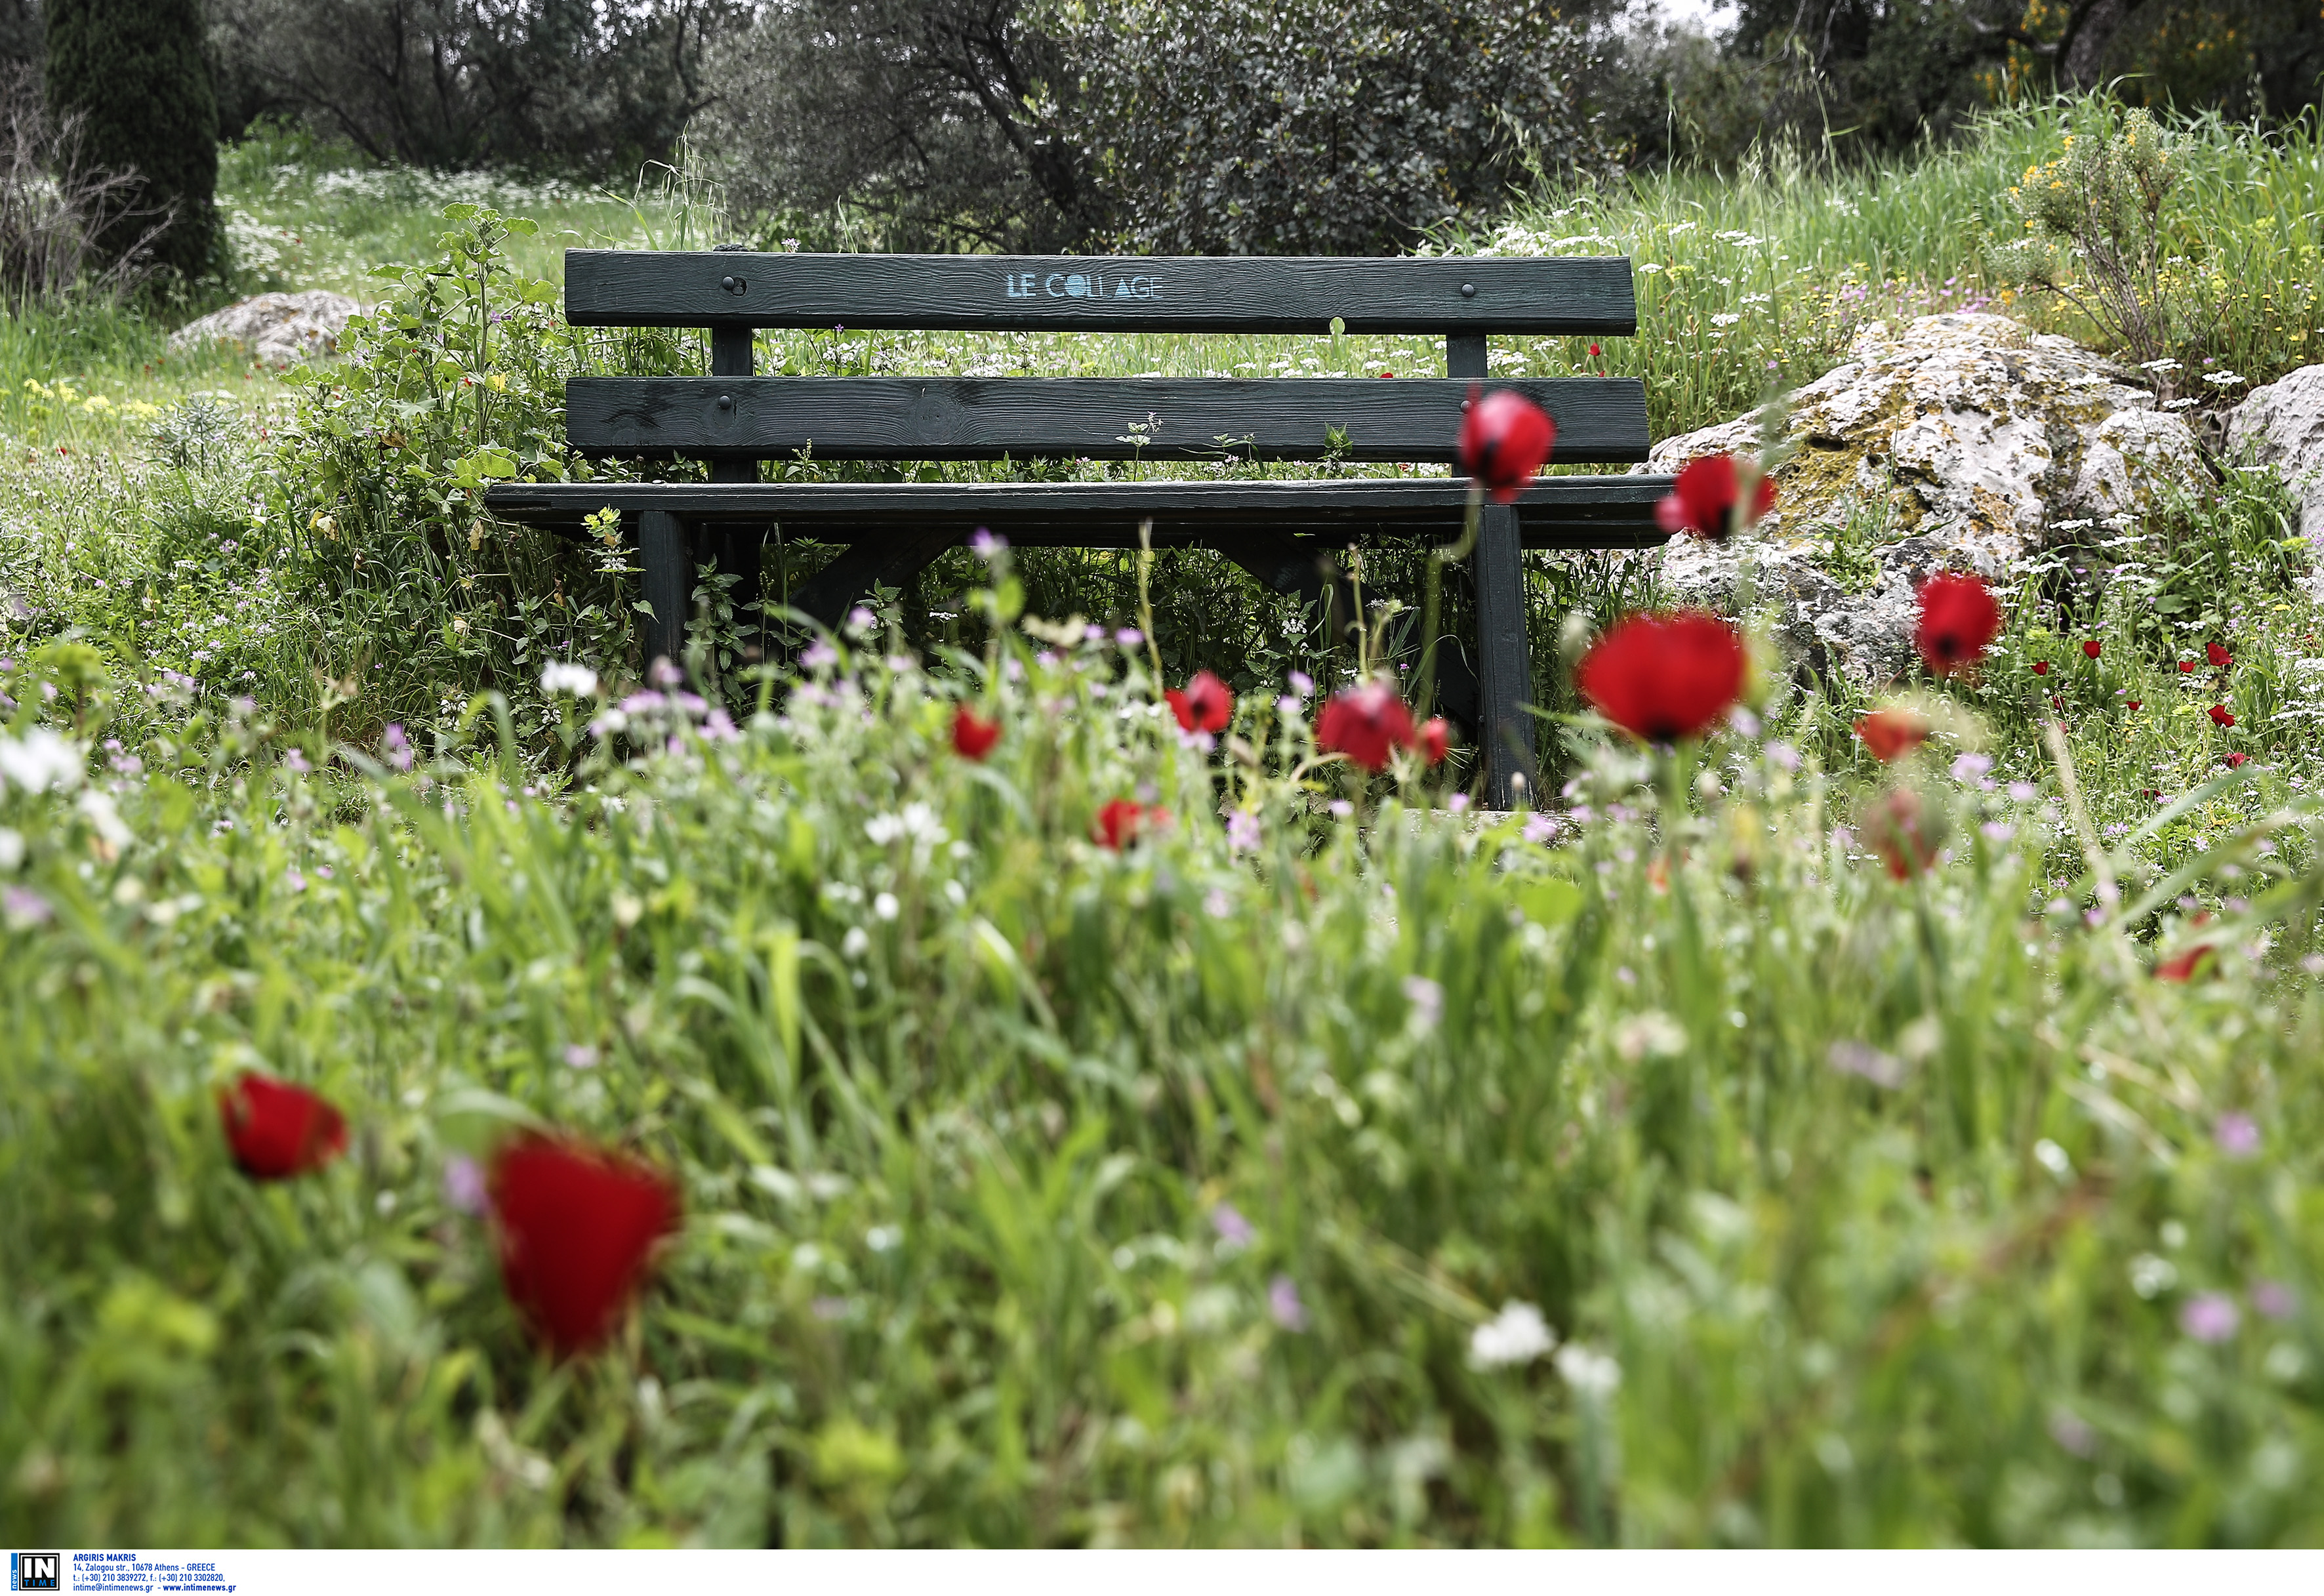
[2207,641,2232,670]
[2225,751,2249,769]
[1913,573,2001,676]
[2082,640,2102,659]
[1588,343,1601,358]
[1095,797,1158,849]
[490,1135,679,1357]
[2208,703,2235,727]
[2125,700,2142,711]
[2154,946,2214,980]
[218,1073,348,1179]
[1863,787,1940,882]
[1576,610,1746,743]
[1456,388,1556,503]
[2155,920,2217,982]
[1419,717,1450,765]
[1854,706,1930,762]
[1654,454,1776,541]
[2178,660,2197,674]
[1166,670,1233,734]
[1376,370,1395,379]
[1316,683,1419,771]
[2031,660,2050,676]
[950,705,1001,761]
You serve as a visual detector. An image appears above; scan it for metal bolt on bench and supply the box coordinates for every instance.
[485,249,1673,808]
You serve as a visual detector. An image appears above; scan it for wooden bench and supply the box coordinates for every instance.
[485,250,1670,806]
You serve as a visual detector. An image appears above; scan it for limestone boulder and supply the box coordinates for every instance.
[169,290,365,368]
[1639,313,2210,682]
[2226,365,2324,594]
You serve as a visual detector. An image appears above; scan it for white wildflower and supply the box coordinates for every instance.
[0,728,83,794]
[77,789,132,848]
[1469,1301,1557,1370]
[540,661,599,696]
[1555,1343,1623,1398]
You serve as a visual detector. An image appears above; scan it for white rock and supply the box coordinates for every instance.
[2226,365,2324,594]
[169,290,365,368]
[1639,314,2209,684]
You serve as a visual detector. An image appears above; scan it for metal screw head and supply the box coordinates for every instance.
[716,394,733,412]
[1461,282,1476,298]
[720,275,739,293]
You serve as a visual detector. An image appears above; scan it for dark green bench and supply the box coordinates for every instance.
[485,249,1669,806]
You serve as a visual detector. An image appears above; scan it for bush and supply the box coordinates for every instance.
[42,0,219,283]
[1047,0,1616,256]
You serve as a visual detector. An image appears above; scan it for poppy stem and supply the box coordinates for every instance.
[1135,519,1166,687]
[1416,486,1482,721]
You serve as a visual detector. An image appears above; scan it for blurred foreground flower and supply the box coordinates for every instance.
[1575,610,1745,743]
[218,1072,347,1180]
[1863,787,1940,881]
[1166,670,1233,735]
[1914,573,1999,676]
[1456,388,1555,502]
[490,1134,680,1357]
[1267,1274,1309,1331]
[1095,798,1162,850]
[950,705,1001,761]
[1316,683,1418,771]
[2180,1292,2239,1343]
[1469,1301,1555,1370]
[1855,706,1929,762]
[1655,453,1774,541]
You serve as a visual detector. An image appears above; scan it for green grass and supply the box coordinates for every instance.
[0,98,2322,1546]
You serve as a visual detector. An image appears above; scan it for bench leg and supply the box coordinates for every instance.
[639,509,691,676]
[786,527,959,636]
[1471,501,1536,809]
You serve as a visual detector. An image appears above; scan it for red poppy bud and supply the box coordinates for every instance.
[2207,641,2232,670]
[1913,573,2001,676]
[1419,717,1450,765]
[1167,670,1233,734]
[2083,640,2101,659]
[1316,683,1419,771]
[1654,453,1776,541]
[1456,388,1556,503]
[490,1135,679,1357]
[2208,703,2235,727]
[2032,660,2050,676]
[218,1073,347,1180]
[1854,706,1930,762]
[1576,610,1746,744]
[950,705,1001,761]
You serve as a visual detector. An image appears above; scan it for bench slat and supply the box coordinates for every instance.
[565,251,1637,335]
[565,377,1648,464]
[483,476,1677,548]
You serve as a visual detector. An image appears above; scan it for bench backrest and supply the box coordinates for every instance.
[561,249,1648,466]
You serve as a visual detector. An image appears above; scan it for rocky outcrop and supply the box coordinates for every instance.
[2226,365,2324,596]
[1641,313,2210,682]
[169,291,365,368]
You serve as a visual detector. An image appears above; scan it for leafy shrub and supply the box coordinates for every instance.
[270,203,656,751]
[1047,0,1616,256]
